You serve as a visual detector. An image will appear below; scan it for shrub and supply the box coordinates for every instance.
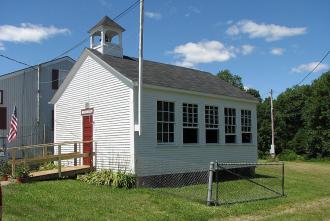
[278,149,298,161]
[0,161,11,177]
[77,169,136,189]
[15,165,30,179]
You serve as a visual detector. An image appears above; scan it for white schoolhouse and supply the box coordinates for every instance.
[51,16,258,178]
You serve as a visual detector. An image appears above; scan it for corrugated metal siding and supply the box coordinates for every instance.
[134,87,258,176]
[0,59,73,150]
[55,56,133,171]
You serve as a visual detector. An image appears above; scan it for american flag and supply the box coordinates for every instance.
[8,106,18,143]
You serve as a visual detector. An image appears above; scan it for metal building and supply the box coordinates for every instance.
[0,57,75,149]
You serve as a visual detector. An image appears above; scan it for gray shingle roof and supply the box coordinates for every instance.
[88,49,258,102]
[88,16,125,33]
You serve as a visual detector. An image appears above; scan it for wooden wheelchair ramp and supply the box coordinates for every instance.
[29,165,92,181]
[6,141,96,181]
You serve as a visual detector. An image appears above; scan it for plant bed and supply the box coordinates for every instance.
[14,165,30,184]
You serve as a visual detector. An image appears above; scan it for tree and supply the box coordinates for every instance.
[303,71,330,157]
[217,69,244,90]
[257,98,272,154]
[274,85,311,154]
[246,88,262,102]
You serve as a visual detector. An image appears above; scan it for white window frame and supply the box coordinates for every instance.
[205,105,219,144]
[182,103,199,144]
[241,109,252,143]
[224,107,236,143]
[157,100,175,144]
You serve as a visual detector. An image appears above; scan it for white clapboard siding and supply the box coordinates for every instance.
[134,87,258,176]
[55,56,133,171]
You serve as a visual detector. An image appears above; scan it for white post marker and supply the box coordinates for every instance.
[270,89,275,157]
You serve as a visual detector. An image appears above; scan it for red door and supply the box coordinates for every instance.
[83,115,93,165]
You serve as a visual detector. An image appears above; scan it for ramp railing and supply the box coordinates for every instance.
[6,140,96,178]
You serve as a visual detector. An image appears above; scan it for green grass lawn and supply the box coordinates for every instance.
[3,161,330,221]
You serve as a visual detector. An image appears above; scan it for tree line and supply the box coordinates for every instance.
[218,69,330,159]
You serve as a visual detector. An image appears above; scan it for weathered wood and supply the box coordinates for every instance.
[74,142,77,166]
[7,140,94,152]
[29,165,92,181]
[11,149,16,177]
[58,145,61,178]
[7,152,91,165]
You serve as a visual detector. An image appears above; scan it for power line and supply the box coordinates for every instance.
[296,50,330,86]
[0,54,37,70]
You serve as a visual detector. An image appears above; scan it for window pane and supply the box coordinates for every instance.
[206,129,218,143]
[183,128,198,143]
[157,111,162,121]
[242,133,252,143]
[169,133,174,142]
[157,133,162,143]
[225,135,236,143]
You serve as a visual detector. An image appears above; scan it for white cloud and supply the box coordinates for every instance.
[270,48,284,55]
[145,11,162,20]
[226,20,306,41]
[185,6,201,17]
[171,40,236,68]
[291,62,329,73]
[0,23,70,43]
[0,42,4,50]
[241,44,255,55]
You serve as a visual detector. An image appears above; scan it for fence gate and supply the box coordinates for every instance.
[207,162,285,206]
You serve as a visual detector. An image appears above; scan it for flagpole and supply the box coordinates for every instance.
[138,0,144,136]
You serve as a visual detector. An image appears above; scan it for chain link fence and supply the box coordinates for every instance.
[209,162,285,205]
[136,161,284,206]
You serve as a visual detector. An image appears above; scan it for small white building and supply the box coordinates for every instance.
[51,16,258,179]
[0,57,74,149]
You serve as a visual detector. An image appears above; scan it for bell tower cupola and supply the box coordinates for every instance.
[89,16,125,57]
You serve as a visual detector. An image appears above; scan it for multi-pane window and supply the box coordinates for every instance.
[225,108,236,143]
[157,101,175,143]
[182,103,198,143]
[0,90,3,104]
[0,107,7,129]
[241,109,252,143]
[205,105,219,143]
[52,69,59,90]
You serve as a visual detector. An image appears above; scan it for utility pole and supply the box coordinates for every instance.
[138,0,144,136]
[270,89,275,157]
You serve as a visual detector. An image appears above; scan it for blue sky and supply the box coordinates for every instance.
[1,0,329,98]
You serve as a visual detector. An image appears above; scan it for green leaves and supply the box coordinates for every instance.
[77,169,136,189]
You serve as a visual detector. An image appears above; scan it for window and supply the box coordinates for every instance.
[52,69,59,90]
[225,108,236,143]
[0,107,7,129]
[157,101,175,143]
[0,90,3,104]
[205,105,219,143]
[51,110,54,130]
[241,109,252,143]
[183,103,198,143]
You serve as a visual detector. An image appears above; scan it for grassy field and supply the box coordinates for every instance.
[3,161,330,221]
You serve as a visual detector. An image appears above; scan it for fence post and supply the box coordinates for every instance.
[215,161,219,205]
[94,142,97,170]
[207,162,215,206]
[74,142,77,166]
[282,162,285,196]
[58,145,61,178]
